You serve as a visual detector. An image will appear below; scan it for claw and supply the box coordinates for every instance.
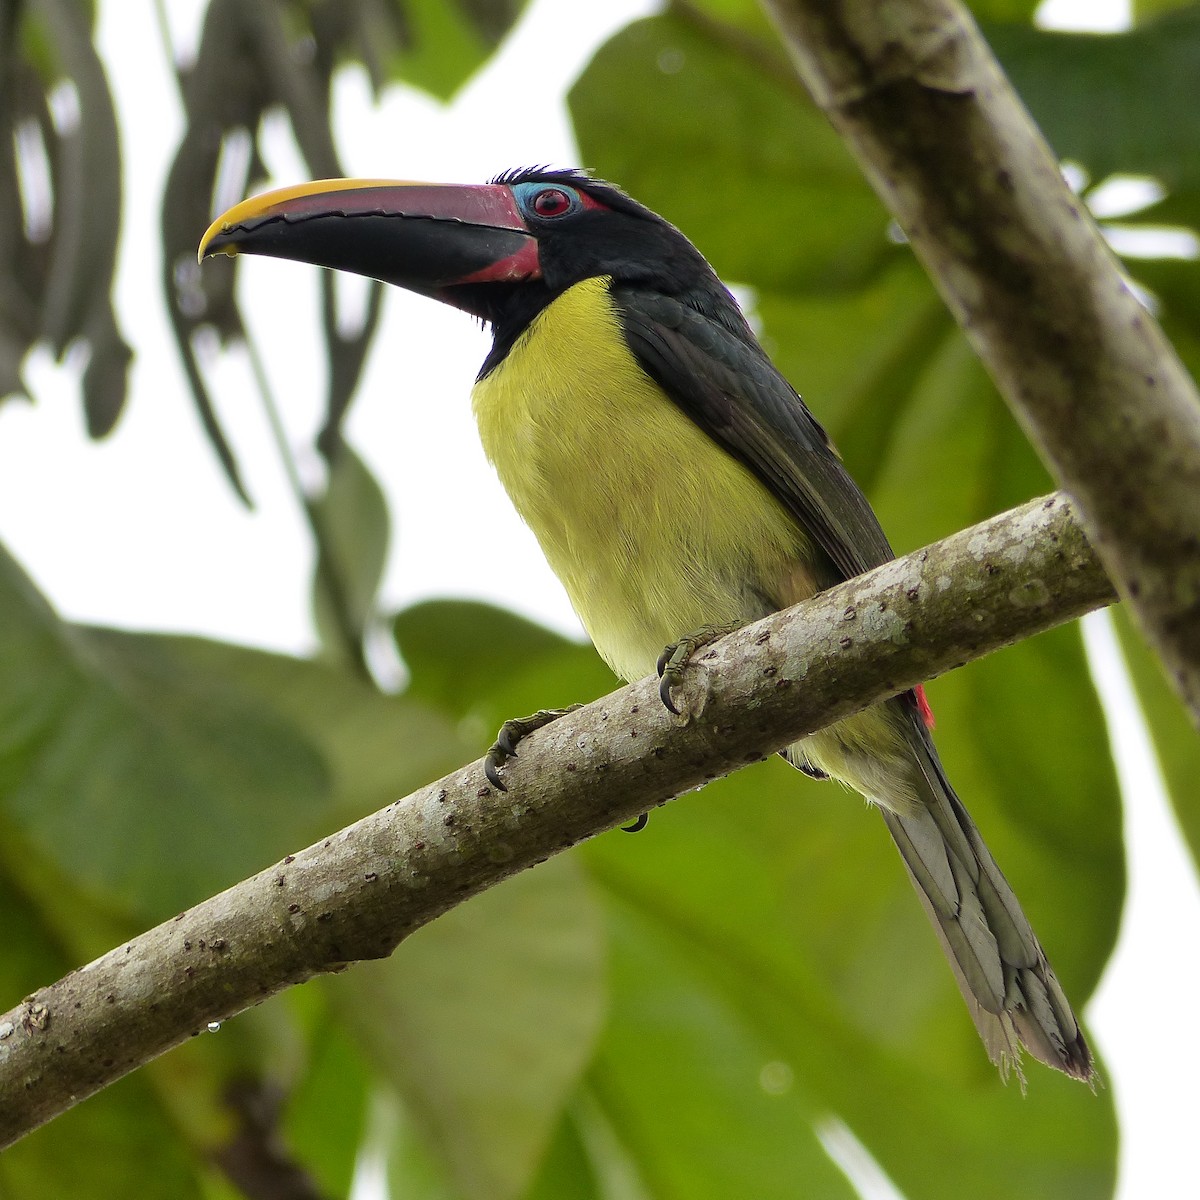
[484,751,509,793]
[483,705,584,793]
[622,813,649,833]
[656,623,741,716]
[656,639,688,714]
[655,645,671,677]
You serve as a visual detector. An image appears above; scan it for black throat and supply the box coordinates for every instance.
[447,280,562,381]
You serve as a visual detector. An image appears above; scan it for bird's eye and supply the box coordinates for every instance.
[531,187,572,217]
[510,180,585,221]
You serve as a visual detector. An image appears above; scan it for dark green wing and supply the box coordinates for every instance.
[614,286,895,583]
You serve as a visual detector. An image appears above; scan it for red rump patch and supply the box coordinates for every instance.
[914,685,935,729]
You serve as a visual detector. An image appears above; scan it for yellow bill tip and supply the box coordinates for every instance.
[197,177,424,264]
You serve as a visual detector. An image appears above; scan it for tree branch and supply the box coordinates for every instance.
[759,0,1200,725]
[0,493,1114,1147]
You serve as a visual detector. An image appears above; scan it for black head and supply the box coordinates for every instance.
[198,167,751,362]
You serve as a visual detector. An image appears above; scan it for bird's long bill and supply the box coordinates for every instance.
[197,179,540,302]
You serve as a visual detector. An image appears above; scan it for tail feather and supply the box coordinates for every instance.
[881,715,1094,1083]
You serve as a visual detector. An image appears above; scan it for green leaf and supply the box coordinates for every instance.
[1114,608,1200,870]
[586,903,859,1200]
[569,15,898,293]
[146,631,471,827]
[522,1110,605,1200]
[0,544,330,917]
[384,1093,473,1200]
[394,599,610,722]
[987,12,1200,192]
[667,0,771,30]
[0,1074,203,1200]
[754,262,953,493]
[337,857,607,1200]
[967,0,1041,19]
[312,443,392,657]
[1127,256,1200,389]
[0,545,464,921]
[281,1015,374,1199]
[1132,0,1200,19]
[0,861,71,1023]
[383,0,531,100]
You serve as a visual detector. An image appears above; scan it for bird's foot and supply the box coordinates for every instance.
[484,705,583,792]
[656,622,742,715]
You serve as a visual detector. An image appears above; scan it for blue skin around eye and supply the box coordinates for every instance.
[511,181,582,221]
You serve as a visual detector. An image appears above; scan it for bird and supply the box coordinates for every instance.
[199,167,1093,1082]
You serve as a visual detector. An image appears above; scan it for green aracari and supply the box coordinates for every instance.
[200,168,1093,1082]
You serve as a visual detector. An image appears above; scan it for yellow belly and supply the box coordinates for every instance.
[471,276,915,809]
[471,277,813,683]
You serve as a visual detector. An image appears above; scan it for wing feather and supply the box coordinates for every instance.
[614,286,894,582]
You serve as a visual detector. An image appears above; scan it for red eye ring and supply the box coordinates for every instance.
[531,187,572,217]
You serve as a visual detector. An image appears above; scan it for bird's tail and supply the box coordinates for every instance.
[880,717,1094,1083]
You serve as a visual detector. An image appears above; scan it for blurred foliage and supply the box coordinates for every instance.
[3,0,1200,1197]
[0,0,129,435]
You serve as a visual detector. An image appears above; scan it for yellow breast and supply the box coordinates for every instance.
[471,277,812,682]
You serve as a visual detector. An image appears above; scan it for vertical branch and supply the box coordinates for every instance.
[760,0,1200,725]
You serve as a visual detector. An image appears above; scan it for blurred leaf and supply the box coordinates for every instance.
[0,543,333,917]
[675,0,776,31]
[394,598,605,719]
[162,0,271,503]
[1114,608,1200,871]
[386,1098,463,1199]
[1131,0,1200,18]
[31,0,121,352]
[587,903,859,1200]
[163,0,343,502]
[338,857,607,1200]
[318,272,386,459]
[570,15,899,293]
[382,0,529,100]
[147,628,470,826]
[0,542,468,918]
[755,262,953,493]
[966,0,1041,17]
[0,0,132,434]
[80,305,132,436]
[312,442,391,657]
[987,11,1200,193]
[0,1073,203,1200]
[281,1018,374,1199]
[456,0,526,44]
[1129,256,1200,388]
[522,1109,605,1200]
[0,551,466,1189]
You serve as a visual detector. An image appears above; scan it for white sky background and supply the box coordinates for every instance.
[0,1,1197,1197]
